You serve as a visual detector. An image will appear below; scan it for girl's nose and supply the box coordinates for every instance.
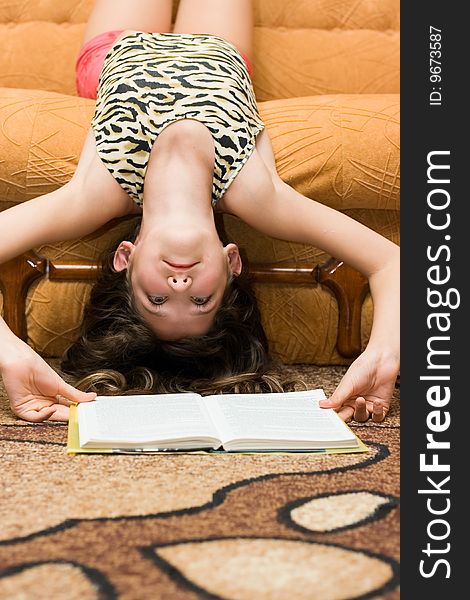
[167,274,192,290]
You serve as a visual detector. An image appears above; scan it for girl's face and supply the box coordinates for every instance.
[113,234,242,340]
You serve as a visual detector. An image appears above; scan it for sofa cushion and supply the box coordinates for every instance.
[0,89,399,213]
[0,0,399,100]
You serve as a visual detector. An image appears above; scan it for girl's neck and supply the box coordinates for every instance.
[141,121,215,229]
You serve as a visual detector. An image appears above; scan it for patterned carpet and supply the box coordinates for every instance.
[0,363,400,599]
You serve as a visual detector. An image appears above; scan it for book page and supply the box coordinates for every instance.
[78,393,220,446]
[203,389,355,446]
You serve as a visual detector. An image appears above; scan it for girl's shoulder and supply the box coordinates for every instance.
[218,148,281,231]
[219,131,280,217]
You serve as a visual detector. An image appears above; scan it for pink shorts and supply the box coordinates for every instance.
[76,30,254,100]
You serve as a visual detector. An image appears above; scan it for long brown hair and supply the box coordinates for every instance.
[61,221,303,395]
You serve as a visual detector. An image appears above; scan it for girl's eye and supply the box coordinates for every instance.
[191,296,211,306]
[149,296,167,305]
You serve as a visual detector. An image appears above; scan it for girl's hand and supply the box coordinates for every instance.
[319,348,399,423]
[1,340,95,422]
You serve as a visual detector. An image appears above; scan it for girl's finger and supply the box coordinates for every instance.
[320,379,355,410]
[371,402,386,423]
[46,404,70,422]
[353,397,369,422]
[22,405,56,423]
[57,380,96,404]
[337,406,354,422]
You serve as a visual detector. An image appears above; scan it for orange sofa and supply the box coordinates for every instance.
[0,0,400,365]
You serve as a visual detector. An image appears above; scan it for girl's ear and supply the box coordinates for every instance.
[225,243,242,276]
[113,241,136,272]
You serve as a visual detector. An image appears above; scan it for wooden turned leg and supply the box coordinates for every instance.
[0,252,47,340]
[315,257,370,358]
[246,258,369,359]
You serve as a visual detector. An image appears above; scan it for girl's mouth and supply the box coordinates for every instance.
[164,261,199,269]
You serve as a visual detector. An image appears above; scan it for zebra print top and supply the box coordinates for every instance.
[91,31,265,207]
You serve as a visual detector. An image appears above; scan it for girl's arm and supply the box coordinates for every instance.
[0,128,132,420]
[236,176,400,353]
[0,318,96,421]
[226,152,399,421]
[0,129,133,265]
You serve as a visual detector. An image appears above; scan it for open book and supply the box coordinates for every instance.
[67,389,367,454]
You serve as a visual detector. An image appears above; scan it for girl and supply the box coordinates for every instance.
[0,0,399,424]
